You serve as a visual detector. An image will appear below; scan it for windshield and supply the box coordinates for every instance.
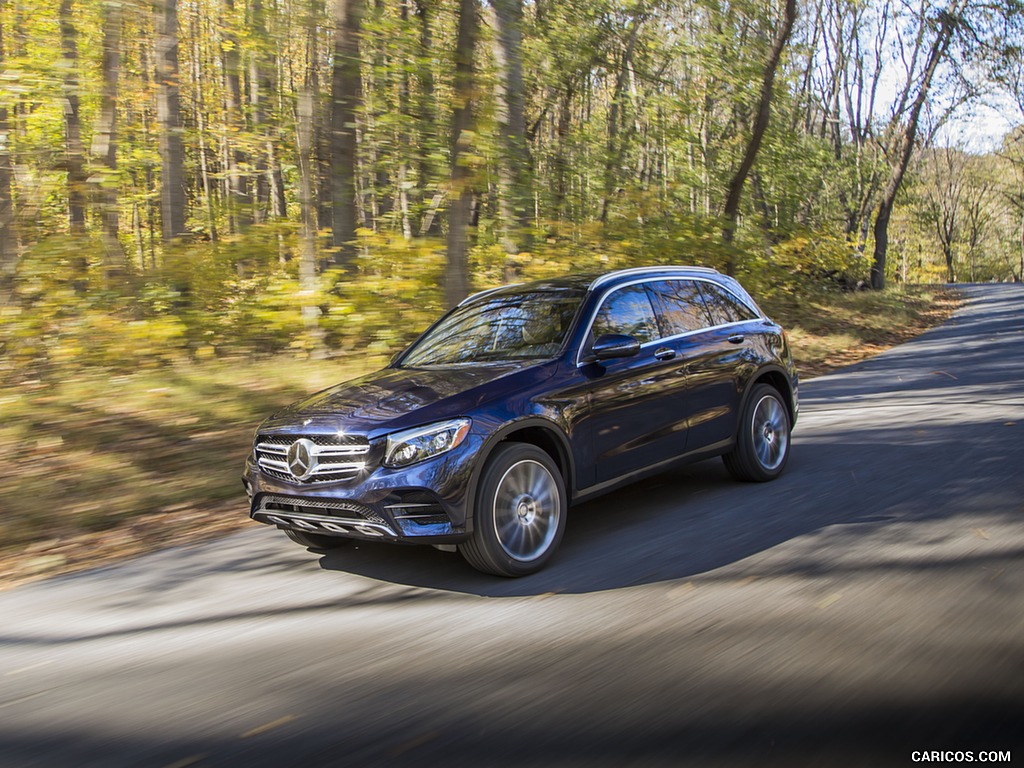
[399,287,586,367]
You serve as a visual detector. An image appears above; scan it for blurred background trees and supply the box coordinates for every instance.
[0,0,1021,377]
[2,0,1015,553]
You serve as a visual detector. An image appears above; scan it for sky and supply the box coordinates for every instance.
[941,98,1019,153]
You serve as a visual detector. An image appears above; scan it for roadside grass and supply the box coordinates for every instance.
[0,357,386,585]
[0,285,957,588]
[764,284,959,378]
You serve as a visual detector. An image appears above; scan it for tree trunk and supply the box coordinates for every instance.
[331,0,363,270]
[298,88,324,355]
[600,17,642,225]
[223,0,251,229]
[491,0,530,252]
[721,0,797,266]
[393,0,414,240]
[59,0,86,236]
[370,0,393,226]
[870,9,957,290]
[249,0,284,223]
[156,0,187,241]
[554,81,574,221]
[90,0,123,260]
[0,0,15,305]
[444,0,477,308]
[415,0,436,222]
[191,20,217,242]
[303,0,331,238]
[266,138,286,218]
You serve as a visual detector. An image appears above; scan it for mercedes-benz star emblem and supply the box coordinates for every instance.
[286,438,317,480]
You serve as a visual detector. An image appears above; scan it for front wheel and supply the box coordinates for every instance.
[459,443,567,577]
[723,383,791,482]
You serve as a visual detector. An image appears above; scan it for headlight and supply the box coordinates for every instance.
[384,418,472,468]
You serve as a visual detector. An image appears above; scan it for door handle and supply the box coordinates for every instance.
[654,347,676,361]
[727,334,745,344]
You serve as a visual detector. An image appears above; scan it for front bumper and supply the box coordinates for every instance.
[243,435,483,545]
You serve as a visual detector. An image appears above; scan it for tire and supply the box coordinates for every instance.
[459,443,567,577]
[284,528,350,551]
[723,383,791,482]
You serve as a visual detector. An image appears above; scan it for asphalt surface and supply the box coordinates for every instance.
[1,284,1022,768]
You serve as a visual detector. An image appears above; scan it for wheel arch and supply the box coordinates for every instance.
[465,418,575,531]
[741,366,796,428]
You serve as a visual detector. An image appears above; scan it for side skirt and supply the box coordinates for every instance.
[571,438,734,506]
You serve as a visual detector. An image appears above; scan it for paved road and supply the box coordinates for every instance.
[1,285,1022,768]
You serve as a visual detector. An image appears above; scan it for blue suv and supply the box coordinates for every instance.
[243,266,798,576]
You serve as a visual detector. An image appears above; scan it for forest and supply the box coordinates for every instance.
[0,0,1022,376]
[3,0,1024,573]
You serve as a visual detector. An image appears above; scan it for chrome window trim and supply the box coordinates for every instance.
[575,276,765,367]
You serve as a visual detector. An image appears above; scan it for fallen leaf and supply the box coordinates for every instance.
[668,582,696,598]
[240,714,297,739]
[816,593,843,609]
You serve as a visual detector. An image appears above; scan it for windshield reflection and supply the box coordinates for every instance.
[400,288,585,367]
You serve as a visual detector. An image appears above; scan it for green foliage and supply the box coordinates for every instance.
[757,230,864,290]
[0,234,181,378]
[320,232,447,354]
[0,0,1020,388]
[0,227,453,382]
[0,210,876,387]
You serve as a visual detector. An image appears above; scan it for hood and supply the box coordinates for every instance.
[260,362,551,436]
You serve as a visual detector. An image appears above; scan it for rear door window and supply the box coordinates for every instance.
[647,280,713,336]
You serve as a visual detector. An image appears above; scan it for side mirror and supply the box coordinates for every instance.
[589,333,641,362]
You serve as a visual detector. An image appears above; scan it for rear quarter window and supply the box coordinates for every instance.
[697,282,758,326]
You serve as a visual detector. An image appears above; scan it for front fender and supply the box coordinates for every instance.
[462,417,576,533]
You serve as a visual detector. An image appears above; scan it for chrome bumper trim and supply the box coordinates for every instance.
[252,509,397,539]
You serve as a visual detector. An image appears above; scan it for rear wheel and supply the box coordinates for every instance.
[459,443,566,577]
[284,528,349,551]
[723,383,791,482]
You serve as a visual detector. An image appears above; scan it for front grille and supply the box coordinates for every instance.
[255,433,371,484]
[260,434,366,447]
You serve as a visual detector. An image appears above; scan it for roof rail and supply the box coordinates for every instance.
[457,283,523,307]
[588,266,720,290]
